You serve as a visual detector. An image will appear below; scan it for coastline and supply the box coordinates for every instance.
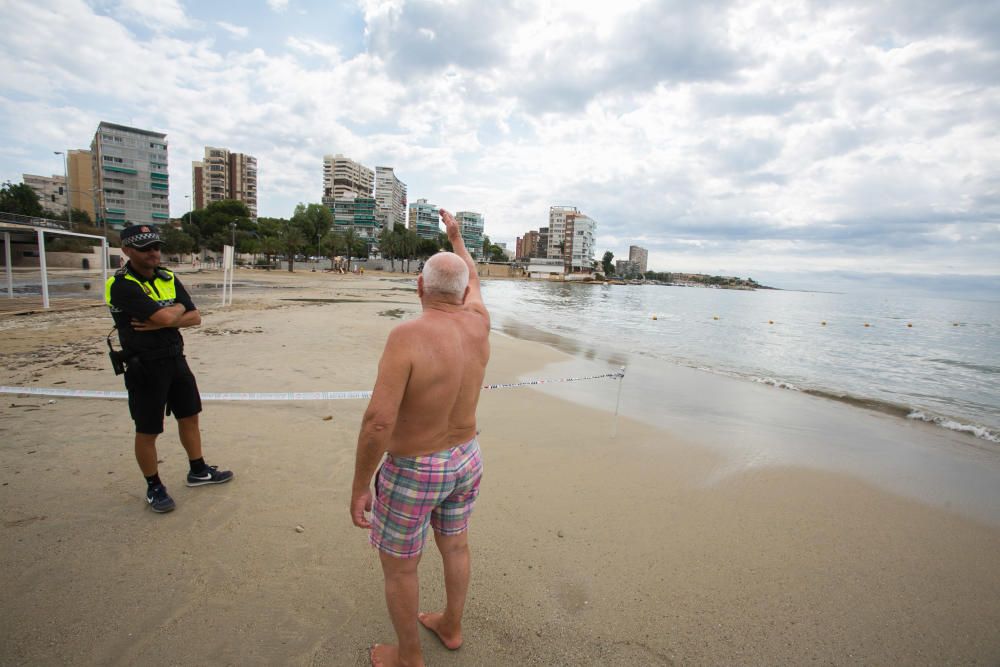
[1,269,999,665]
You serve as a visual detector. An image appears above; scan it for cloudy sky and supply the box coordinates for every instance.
[1,0,998,287]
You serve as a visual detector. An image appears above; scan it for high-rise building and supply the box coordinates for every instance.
[67,150,96,221]
[563,211,596,273]
[629,245,648,274]
[456,211,484,259]
[332,196,380,252]
[91,122,169,230]
[516,230,541,259]
[408,199,440,240]
[615,259,641,277]
[547,206,578,260]
[22,173,66,216]
[538,227,549,257]
[192,147,257,219]
[323,154,374,206]
[375,166,407,230]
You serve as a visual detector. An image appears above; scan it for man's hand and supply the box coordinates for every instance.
[351,488,373,529]
[131,318,166,332]
[440,208,461,242]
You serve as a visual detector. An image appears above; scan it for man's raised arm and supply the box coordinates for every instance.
[439,209,486,314]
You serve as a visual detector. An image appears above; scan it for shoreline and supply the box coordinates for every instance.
[2,269,999,665]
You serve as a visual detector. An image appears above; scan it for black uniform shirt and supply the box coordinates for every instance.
[109,263,196,354]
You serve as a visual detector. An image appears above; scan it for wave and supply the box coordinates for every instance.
[907,411,1000,444]
[752,380,1000,444]
[752,376,800,391]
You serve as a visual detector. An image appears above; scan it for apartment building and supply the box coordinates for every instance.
[547,206,578,260]
[616,259,641,277]
[375,166,407,230]
[516,230,541,259]
[91,122,169,230]
[22,173,66,216]
[408,198,440,240]
[192,146,258,219]
[563,211,596,274]
[322,154,374,206]
[332,196,380,251]
[629,245,648,274]
[456,211,484,259]
[66,149,97,221]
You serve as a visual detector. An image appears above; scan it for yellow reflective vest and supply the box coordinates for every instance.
[105,266,178,312]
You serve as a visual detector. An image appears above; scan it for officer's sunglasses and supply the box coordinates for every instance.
[132,245,162,253]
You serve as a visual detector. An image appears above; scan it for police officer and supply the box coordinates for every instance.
[106,225,233,513]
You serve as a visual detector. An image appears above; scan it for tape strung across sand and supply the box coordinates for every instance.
[0,370,625,402]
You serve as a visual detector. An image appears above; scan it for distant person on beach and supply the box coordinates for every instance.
[351,209,490,667]
[106,225,233,514]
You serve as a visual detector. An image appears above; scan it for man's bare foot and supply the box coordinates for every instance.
[417,612,463,650]
[370,643,425,667]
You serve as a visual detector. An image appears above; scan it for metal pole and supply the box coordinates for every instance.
[101,237,108,289]
[37,229,49,309]
[4,232,12,299]
[611,366,626,438]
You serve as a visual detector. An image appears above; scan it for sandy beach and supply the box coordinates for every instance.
[2,268,999,665]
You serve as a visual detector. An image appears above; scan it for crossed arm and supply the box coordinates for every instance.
[131,304,201,331]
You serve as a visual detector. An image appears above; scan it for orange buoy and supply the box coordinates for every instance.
[821,321,827,326]
[651,314,657,320]
[907,323,913,328]
[768,320,774,324]
[864,323,870,327]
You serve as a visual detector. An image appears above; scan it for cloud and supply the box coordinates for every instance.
[267,0,290,12]
[114,0,191,31]
[0,0,998,278]
[217,21,249,39]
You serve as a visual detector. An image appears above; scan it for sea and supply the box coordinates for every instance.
[482,280,1000,444]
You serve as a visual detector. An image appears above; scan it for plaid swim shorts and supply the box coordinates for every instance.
[370,437,483,559]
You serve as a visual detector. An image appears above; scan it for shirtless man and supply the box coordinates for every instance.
[351,209,490,667]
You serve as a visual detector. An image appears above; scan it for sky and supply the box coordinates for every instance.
[1,0,999,289]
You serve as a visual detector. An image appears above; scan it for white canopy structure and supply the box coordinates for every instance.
[1,212,109,308]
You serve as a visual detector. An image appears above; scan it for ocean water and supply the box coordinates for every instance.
[482,281,1000,444]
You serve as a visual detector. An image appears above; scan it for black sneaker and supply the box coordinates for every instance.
[146,484,176,513]
[186,465,234,487]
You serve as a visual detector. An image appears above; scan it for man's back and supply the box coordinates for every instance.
[388,307,490,457]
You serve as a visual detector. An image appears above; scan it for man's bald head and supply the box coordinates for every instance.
[421,252,469,304]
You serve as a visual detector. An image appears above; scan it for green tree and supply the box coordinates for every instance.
[417,237,439,258]
[0,181,45,217]
[279,219,305,272]
[602,251,614,276]
[161,225,196,256]
[183,199,253,252]
[380,226,399,271]
[259,235,282,269]
[291,202,333,265]
[343,226,363,271]
[488,244,506,262]
[437,231,452,253]
[396,226,419,272]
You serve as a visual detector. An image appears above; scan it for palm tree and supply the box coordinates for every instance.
[279,221,305,272]
[344,226,360,272]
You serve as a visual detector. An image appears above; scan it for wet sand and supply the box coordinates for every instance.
[1,268,999,665]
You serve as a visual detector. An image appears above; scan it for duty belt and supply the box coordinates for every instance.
[132,344,184,362]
